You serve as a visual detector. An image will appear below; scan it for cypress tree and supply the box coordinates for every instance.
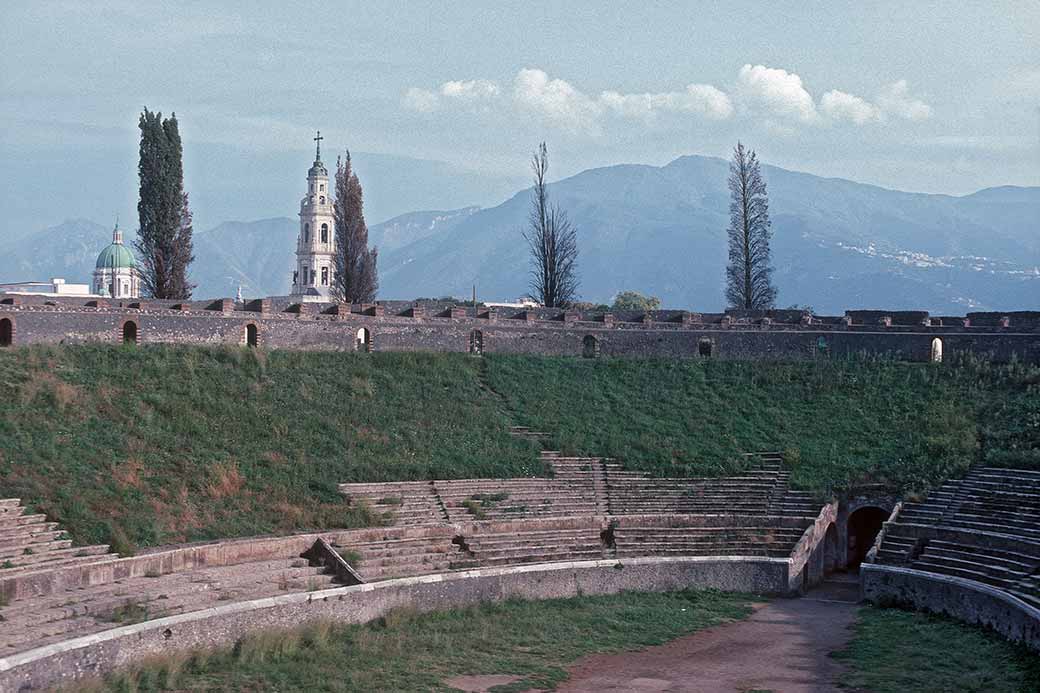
[332,151,378,303]
[136,109,194,299]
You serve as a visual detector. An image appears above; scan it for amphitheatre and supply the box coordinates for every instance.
[0,296,1039,690]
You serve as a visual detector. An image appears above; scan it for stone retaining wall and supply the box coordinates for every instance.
[2,298,1038,362]
[861,564,1040,652]
[0,556,790,691]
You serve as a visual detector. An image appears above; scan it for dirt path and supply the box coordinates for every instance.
[555,579,861,693]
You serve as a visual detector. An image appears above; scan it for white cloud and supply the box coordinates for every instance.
[512,68,604,133]
[405,66,931,134]
[736,64,818,123]
[402,87,439,113]
[820,89,881,124]
[440,79,501,101]
[403,79,501,113]
[600,83,733,122]
[877,80,932,121]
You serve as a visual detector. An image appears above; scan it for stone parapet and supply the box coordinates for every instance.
[861,564,1040,652]
[0,556,791,691]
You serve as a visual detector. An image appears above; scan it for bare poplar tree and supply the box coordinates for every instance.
[725,142,776,309]
[523,142,578,307]
[332,151,378,303]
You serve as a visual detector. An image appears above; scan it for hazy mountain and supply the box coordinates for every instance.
[0,219,112,285]
[376,156,1040,312]
[3,155,1038,313]
[0,141,524,244]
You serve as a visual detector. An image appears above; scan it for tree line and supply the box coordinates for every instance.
[134,107,775,310]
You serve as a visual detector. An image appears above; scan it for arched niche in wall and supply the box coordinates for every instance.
[0,317,12,347]
[121,320,139,345]
[931,337,943,363]
[582,334,599,359]
[698,338,714,357]
[245,323,259,348]
[356,327,372,353]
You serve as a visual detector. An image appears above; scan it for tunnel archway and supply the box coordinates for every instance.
[847,506,887,569]
[0,318,11,347]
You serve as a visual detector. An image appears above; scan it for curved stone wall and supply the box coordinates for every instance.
[861,564,1040,652]
[1,296,1038,362]
[0,556,790,691]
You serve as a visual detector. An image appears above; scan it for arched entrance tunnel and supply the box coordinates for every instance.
[846,506,887,569]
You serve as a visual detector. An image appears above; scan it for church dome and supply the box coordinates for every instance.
[96,242,136,269]
[308,160,328,177]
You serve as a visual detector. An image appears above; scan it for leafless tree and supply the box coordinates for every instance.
[333,151,378,303]
[725,142,776,309]
[523,142,579,307]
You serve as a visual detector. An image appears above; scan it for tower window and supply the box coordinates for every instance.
[319,196,325,205]
[321,267,329,285]
[321,223,329,243]
[320,184,325,192]
[304,224,310,243]
[302,267,308,285]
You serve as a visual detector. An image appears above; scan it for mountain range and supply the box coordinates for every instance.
[2,155,1037,313]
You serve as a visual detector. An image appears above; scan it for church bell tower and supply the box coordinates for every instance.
[290,131,336,299]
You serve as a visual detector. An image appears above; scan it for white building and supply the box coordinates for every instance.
[92,222,140,299]
[290,132,336,301]
[0,278,94,297]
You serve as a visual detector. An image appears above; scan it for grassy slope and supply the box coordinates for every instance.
[83,590,754,692]
[0,345,1037,549]
[485,353,1040,494]
[833,607,1040,692]
[0,346,538,550]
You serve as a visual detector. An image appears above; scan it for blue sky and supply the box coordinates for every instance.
[1,0,1038,232]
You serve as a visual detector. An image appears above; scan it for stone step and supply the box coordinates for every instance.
[359,559,454,581]
[616,547,792,558]
[946,518,1040,540]
[471,544,603,560]
[928,540,1039,567]
[463,549,605,567]
[911,560,1020,591]
[0,513,47,529]
[0,538,73,560]
[0,543,111,569]
[918,553,1031,581]
[0,522,60,541]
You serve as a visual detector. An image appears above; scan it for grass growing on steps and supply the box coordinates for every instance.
[84,589,756,692]
[0,345,540,550]
[484,353,1040,495]
[832,607,1040,692]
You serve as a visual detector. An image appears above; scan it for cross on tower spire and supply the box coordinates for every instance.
[313,130,323,161]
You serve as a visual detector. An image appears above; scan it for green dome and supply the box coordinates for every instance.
[95,243,136,269]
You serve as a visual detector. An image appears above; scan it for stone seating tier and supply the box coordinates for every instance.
[0,557,335,654]
[0,500,114,573]
[872,468,1040,611]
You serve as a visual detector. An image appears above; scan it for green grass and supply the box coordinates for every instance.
[833,607,1040,692]
[86,589,755,692]
[1,344,1038,548]
[0,345,539,550]
[485,352,1040,495]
